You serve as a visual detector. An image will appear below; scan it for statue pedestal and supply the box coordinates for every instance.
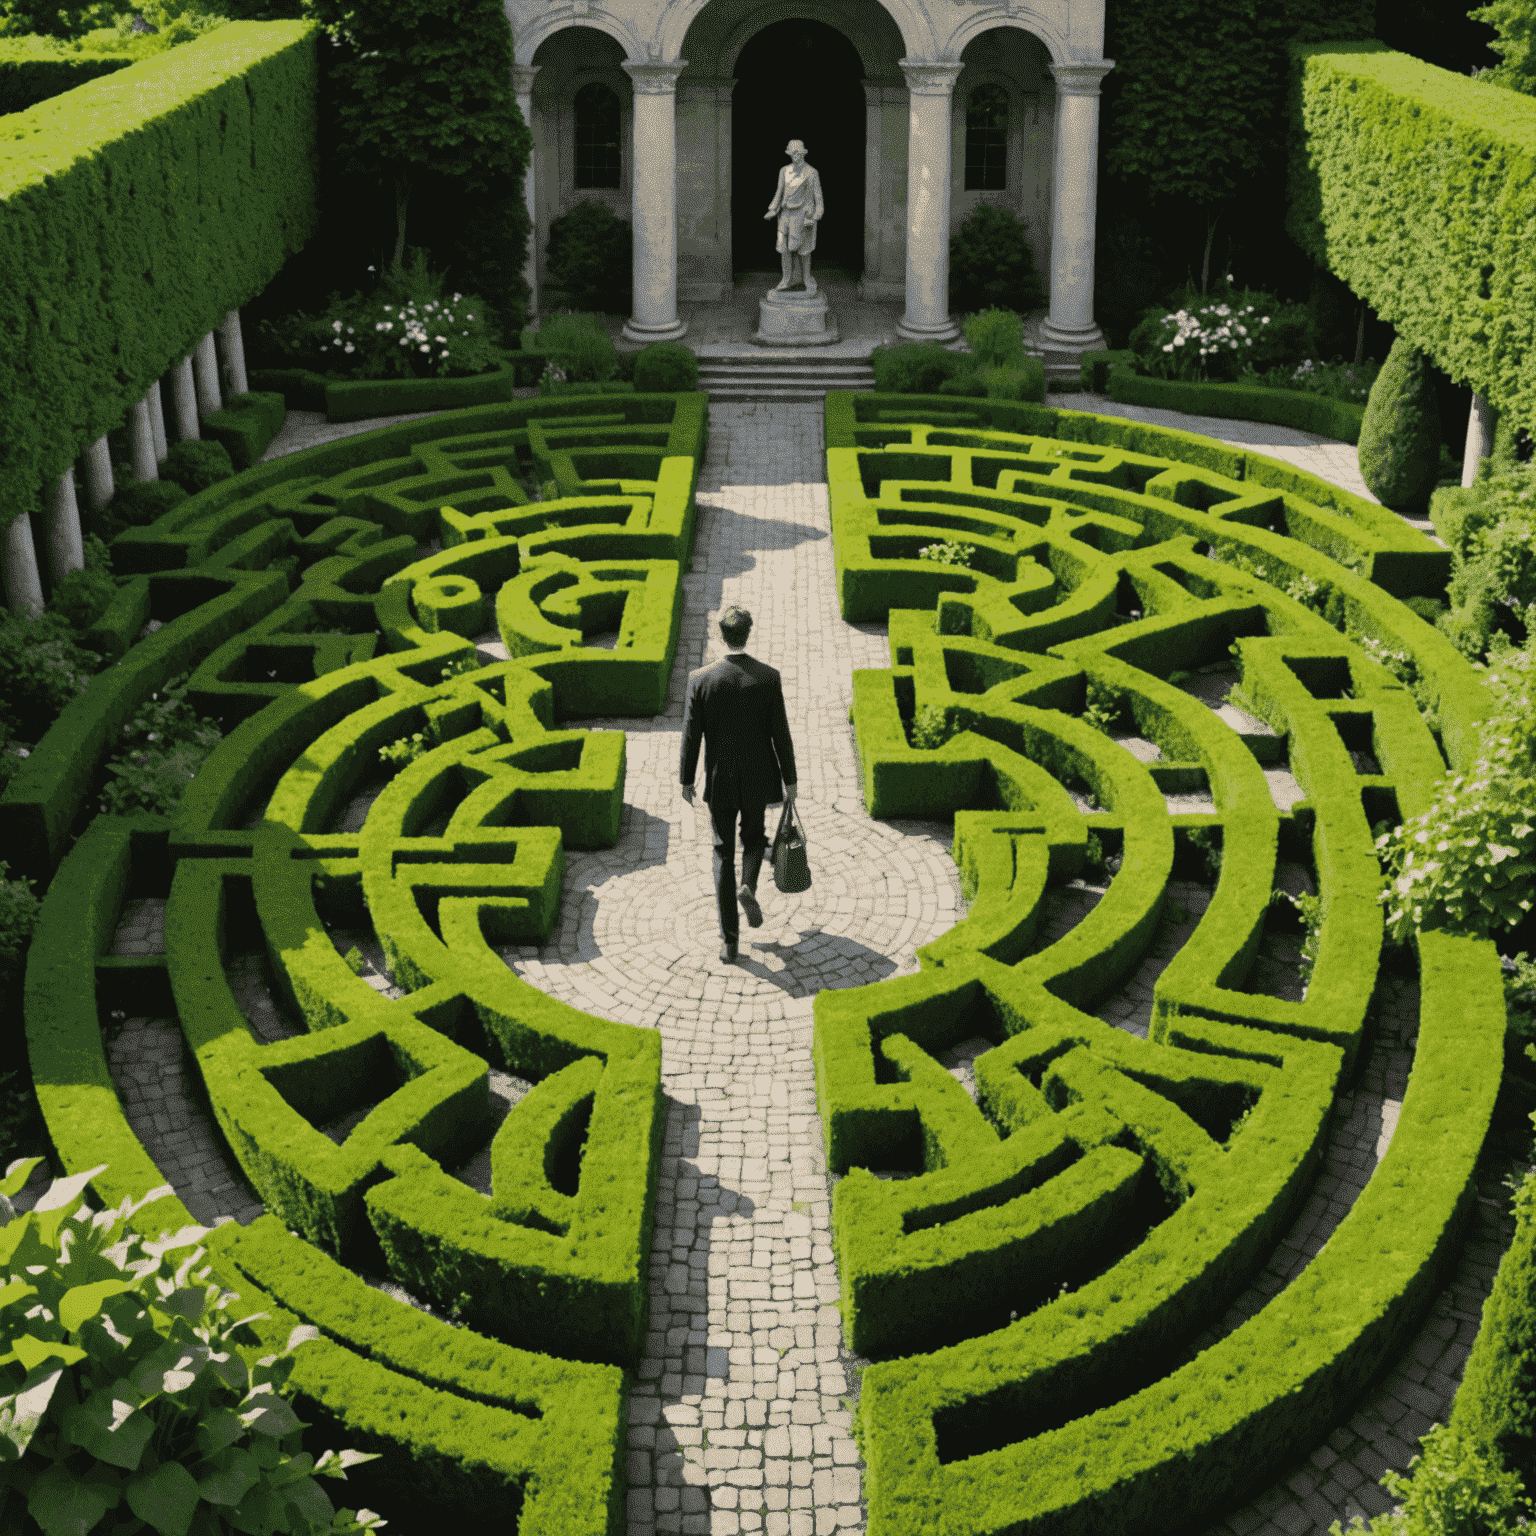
[754,286,839,347]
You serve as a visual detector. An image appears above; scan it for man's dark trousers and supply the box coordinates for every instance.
[709,786,768,946]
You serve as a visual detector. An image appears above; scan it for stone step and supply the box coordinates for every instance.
[697,354,876,403]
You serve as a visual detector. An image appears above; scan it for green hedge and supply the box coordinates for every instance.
[23,813,627,1533]
[200,389,287,470]
[1107,366,1368,444]
[249,352,549,422]
[818,392,1504,1535]
[1287,40,1536,431]
[0,35,136,113]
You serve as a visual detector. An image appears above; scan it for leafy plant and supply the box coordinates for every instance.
[908,704,959,751]
[342,947,367,977]
[47,538,118,633]
[439,655,479,682]
[1081,683,1123,735]
[916,540,974,568]
[0,1158,387,1536]
[0,862,41,999]
[1187,826,1223,882]
[1327,1421,1531,1534]
[869,341,969,396]
[1272,888,1324,987]
[1358,337,1444,516]
[98,676,223,818]
[544,203,632,315]
[0,610,100,743]
[529,313,619,384]
[1376,657,1536,942]
[632,341,698,394]
[110,481,189,531]
[949,204,1046,315]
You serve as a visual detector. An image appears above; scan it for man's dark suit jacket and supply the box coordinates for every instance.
[679,653,797,806]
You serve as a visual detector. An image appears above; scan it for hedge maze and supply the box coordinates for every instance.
[8,393,706,1534]
[4,381,1517,1534]
[820,394,1509,1534]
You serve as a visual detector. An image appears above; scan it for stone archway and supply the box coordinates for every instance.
[729,18,866,278]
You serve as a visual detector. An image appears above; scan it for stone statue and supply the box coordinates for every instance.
[765,140,824,295]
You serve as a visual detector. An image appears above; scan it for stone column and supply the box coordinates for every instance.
[1040,60,1114,352]
[1463,390,1496,487]
[218,309,249,398]
[170,357,199,442]
[148,378,169,462]
[622,59,689,345]
[128,396,158,481]
[192,330,222,417]
[3,513,44,618]
[513,64,542,327]
[46,467,84,581]
[81,435,114,513]
[897,60,964,343]
[860,81,909,302]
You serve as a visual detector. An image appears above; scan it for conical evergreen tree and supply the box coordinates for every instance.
[1357,336,1443,513]
[1451,1157,1536,1490]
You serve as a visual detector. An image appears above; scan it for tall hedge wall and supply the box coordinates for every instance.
[1287,40,1536,430]
[0,19,320,531]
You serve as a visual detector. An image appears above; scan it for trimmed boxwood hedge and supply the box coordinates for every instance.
[1106,365,1368,444]
[12,387,703,1531]
[817,389,1505,1535]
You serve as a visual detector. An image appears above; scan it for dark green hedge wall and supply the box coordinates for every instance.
[0,20,320,532]
[1287,40,1536,430]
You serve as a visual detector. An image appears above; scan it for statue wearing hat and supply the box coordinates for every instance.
[765,140,824,295]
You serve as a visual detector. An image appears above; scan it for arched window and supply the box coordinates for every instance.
[574,82,621,189]
[964,84,1008,191]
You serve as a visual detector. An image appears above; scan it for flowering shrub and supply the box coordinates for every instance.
[258,249,507,381]
[917,541,974,568]
[1376,642,1536,943]
[1240,356,1382,404]
[0,1158,386,1536]
[1128,285,1312,382]
[1434,464,1536,661]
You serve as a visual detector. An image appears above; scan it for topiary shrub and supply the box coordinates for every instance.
[162,439,235,495]
[545,201,633,314]
[962,307,1027,369]
[870,341,968,395]
[531,313,619,384]
[1358,336,1443,514]
[633,341,699,393]
[949,204,1046,315]
[46,536,117,633]
[981,360,1045,403]
[108,479,190,529]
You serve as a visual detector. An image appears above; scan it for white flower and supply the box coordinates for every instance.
[343,343,355,353]
[368,265,376,272]
[419,344,431,352]
[384,305,393,312]
[434,335,446,343]
[346,327,355,335]
[453,293,462,301]
[1162,343,1174,352]
[466,313,474,320]
[332,320,343,332]
[1173,335,1185,346]
[399,338,409,346]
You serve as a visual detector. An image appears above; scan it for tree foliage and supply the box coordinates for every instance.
[1472,0,1536,92]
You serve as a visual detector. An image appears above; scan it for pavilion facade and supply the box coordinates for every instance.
[506,0,1111,354]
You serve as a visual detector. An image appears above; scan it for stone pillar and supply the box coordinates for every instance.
[1040,60,1114,352]
[897,60,964,343]
[1463,390,1496,487]
[192,330,221,417]
[128,396,158,481]
[218,309,249,398]
[81,435,114,513]
[2,513,44,618]
[622,59,689,345]
[170,357,199,442]
[46,467,84,581]
[513,64,542,327]
[148,378,169,462]
[860,81,909,302]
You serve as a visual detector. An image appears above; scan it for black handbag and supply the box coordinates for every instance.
[770,800,811,894]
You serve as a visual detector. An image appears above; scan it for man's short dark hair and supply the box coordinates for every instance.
[719,606,752,648]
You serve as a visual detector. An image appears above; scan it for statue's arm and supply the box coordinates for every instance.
[811,168,825,223]
[766,165,786,216]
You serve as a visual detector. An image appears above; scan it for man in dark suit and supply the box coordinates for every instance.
[680,605,798,963]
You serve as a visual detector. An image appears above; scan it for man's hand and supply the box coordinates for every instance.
[681,784,696,807]
[784,785,797,808]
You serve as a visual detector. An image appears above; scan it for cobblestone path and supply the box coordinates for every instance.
[88,397,1527,1536]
